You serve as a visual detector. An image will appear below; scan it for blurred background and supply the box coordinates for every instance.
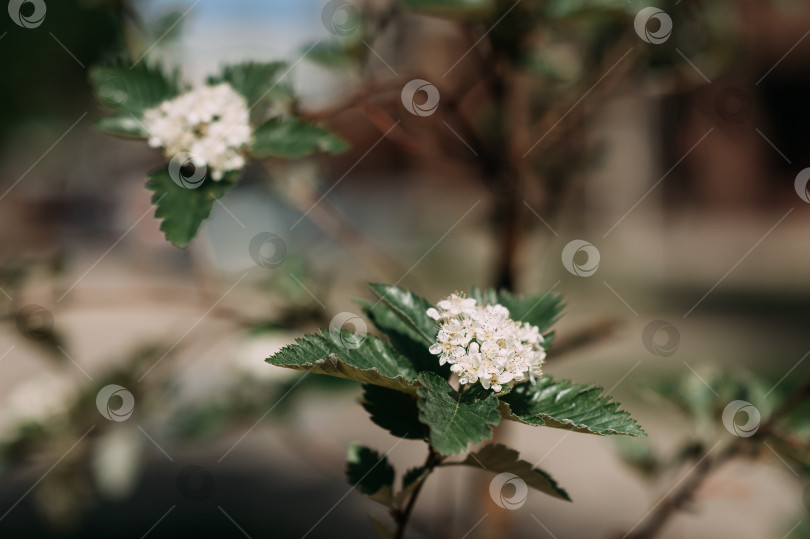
[1,0,810,537]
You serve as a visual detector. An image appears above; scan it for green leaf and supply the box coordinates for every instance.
[362,384,429,440]
[358,297,448,378]
[146,167,235,248]
[93,115,146,138]
[210,61,291,108]
[346,444,395,505]
[471,287,564,334]
[89,63,180,114]
[250,117,349,159]
[266,330,418,393]
[457,444,570,501]
[400,0,497,20]
[368,284,439,346]
[500,376,646,437]
[416,372,501,455]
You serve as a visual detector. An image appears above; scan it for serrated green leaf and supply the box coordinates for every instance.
[500,376,646,437]
[368,284,439,346]
[250,117,349,159]
[346,444,395,506]
[457,444,570,501]
[362,384,429,440]
[94,115,146,138]
[89,63,180,113]
[266,330,418,393]
[146,167,235,248]
[471,287,564,334]
[209,61,291,108]
[416,372,501,455]
[358,297,449,378]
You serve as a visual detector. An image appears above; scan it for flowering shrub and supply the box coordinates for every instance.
[88,61,348,247]
[266,283,645,536]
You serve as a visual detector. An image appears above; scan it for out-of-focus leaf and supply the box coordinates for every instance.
[89,63,180,113]
[94,115,146,138]
[251,117,349,159]
[209,61,292,108]
[346,443,395,506]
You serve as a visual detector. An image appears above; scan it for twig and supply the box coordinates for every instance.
[393,446,444,539]
[625,371,810,538]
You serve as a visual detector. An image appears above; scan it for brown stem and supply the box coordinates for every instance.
[393,447,443,539]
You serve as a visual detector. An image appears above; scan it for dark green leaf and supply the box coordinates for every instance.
[210,61,292,108]
[250,117,349,159]
[94,115,146,138]
[500,376,646,437]
[146,167,236,248]
[362,384,429,440]
[458,443,570,501]
[89,63,180,113]
[358,297,449,378]
[266,330,418,393]
[416,372,501,455]
[346,444,395,505]
[368,284,439,346]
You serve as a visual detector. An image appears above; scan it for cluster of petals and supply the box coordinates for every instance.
[427,294,546,392]
[143,83,252,180]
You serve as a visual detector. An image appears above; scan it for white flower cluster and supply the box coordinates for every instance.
[143,83,252,180]
[427,294,546,392]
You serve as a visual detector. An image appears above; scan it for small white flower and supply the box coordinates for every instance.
[143,83,252,182]
[427,293,547,392]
